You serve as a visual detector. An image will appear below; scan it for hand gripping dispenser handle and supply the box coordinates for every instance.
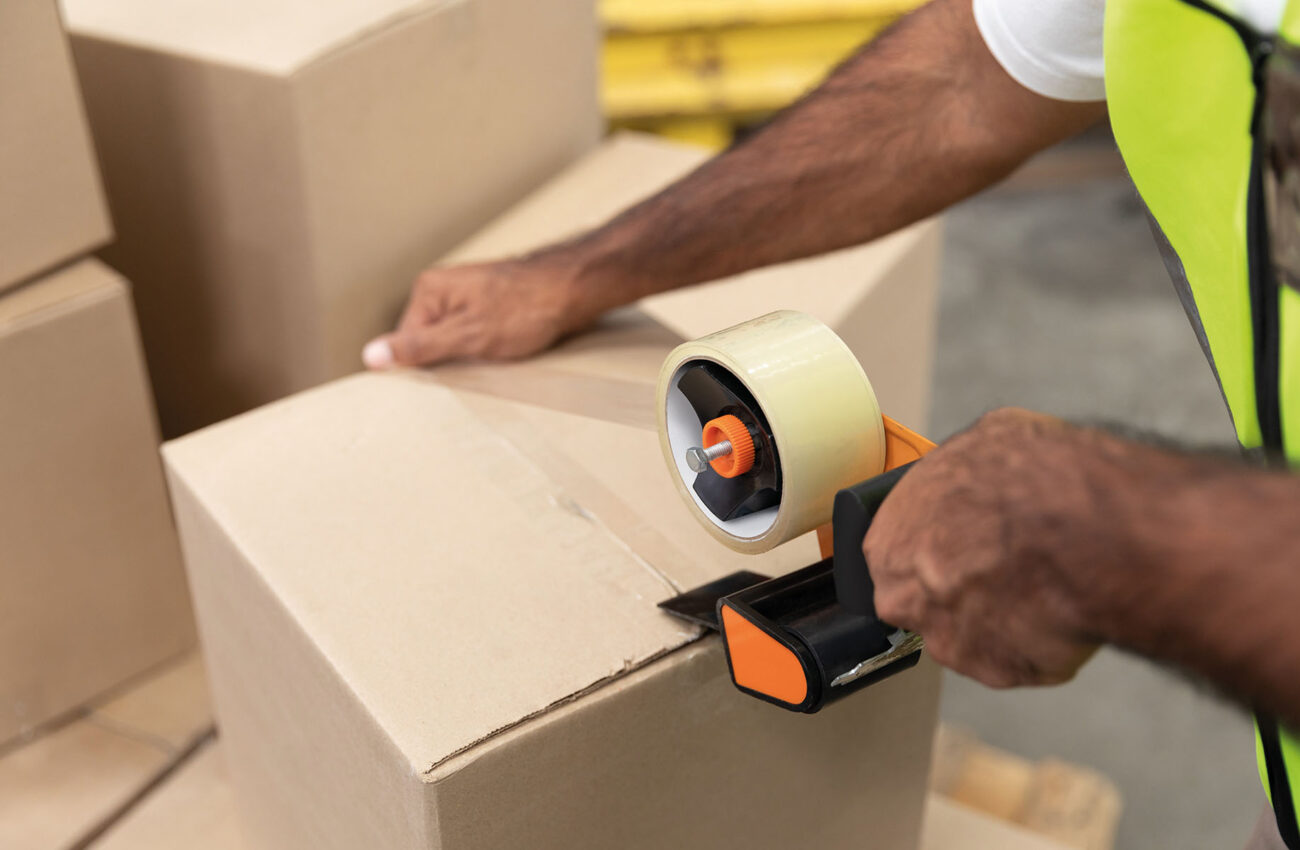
[660,462,925,714]
[654,313,931,712]
[831,462,916,619]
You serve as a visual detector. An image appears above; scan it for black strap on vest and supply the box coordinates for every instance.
[1260,713,1300,849]
[1171,3,1298,846]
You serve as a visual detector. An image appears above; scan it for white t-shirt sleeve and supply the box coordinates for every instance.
[972,0,1107,102]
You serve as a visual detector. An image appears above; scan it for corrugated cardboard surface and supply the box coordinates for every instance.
[429,640,941,850]
[63,0,600,436]
[0,0,111,291]
[0,259,194,745]
[164,222,941,848]
[74,739,1074,850]
[170,373,703,771]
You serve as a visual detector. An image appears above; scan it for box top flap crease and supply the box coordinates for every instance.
[61,0,459,75]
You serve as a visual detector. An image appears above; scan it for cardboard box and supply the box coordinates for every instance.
[165,368,942,850]
[922,798,1073,850]
[0,259,194,745]
[81,746,1078,850]
[163,140,943,847]
[0,0,112,291]
[60,0,601,436]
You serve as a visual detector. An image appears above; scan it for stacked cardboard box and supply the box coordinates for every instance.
[164,135,944,848]
[0,0,109,288]
[0,0,193,745]
[61,0,602,436]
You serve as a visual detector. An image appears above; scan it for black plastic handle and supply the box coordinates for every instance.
[830,461,918,618]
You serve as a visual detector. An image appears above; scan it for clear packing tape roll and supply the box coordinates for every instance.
[656,311,886,554]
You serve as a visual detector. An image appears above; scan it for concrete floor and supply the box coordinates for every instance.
[932,176,1262,849]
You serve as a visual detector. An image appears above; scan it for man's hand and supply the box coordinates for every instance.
[863,406,1300,728]
[865,408,1113,688]
[362,257,603,370]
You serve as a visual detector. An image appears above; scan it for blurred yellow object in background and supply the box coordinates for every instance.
[601,0,923,149]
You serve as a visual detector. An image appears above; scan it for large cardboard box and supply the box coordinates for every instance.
[57,744,1079,850]
[163,140,943,848]
[0,0,112,291]
[0,260,194,745]
[60,0,601,436]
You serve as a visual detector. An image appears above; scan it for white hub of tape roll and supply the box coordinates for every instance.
[656,310,887,554]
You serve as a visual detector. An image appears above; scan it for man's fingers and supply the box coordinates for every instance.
[364,323,472,369]
[873,576,927,633]
[397,281,449,333]
[387,326,449,367]
[361,336,397,370]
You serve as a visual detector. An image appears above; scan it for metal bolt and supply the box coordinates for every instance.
[686,440,733,473]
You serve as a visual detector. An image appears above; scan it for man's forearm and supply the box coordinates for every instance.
[371,0,1108,368]
[544,0,1104,314]
[1071,437,1300,726]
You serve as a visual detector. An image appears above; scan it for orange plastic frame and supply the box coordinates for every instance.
[727,415,936,709]
[814,415,935,558]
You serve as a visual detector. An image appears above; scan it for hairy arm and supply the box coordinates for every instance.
[865,409,1300,727]
[559,0,1102,305]
[1090,438,1300,722]
[365,0,1105,368]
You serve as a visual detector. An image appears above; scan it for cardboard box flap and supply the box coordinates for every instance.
[430,308,682,418]
[60,0,453,76]
[426,306,822,592]
[1,0,112,292]
[0,260,122,332]
[163,371,710,774]
[642,227,933,343]
[445,374,821,594]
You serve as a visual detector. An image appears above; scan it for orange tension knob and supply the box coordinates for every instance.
[701,414,756,478]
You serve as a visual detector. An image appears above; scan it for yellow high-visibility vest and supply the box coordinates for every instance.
[1107,0,1300,842]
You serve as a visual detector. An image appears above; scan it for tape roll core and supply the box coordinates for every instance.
[702,414,755,478]
[656,311,886,554]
